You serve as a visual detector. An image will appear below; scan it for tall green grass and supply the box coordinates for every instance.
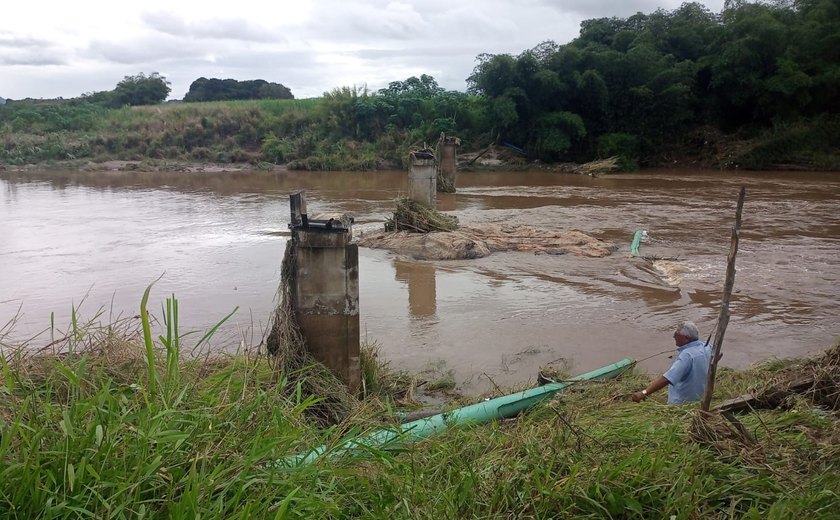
[1,293,838,518]
[0,289,338,518]
[0,95,461,170]
[0,98,325,166]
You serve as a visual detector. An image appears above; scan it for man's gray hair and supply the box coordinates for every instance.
[676,320,700,341]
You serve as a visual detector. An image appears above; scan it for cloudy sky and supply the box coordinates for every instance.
[1,0,724,101]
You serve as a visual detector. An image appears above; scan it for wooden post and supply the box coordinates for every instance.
[700,187,746,412]
[289,191,308,228]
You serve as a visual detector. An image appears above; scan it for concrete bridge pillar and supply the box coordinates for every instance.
[409,150,436,208]
[289,192,360,394]
[438,134,460,193]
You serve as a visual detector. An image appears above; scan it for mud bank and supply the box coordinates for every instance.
[1,160,285,174]
[357,224,617,260]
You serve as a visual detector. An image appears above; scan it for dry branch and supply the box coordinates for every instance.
[701,187,746,412]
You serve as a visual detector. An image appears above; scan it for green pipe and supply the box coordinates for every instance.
[283,357,634,466]
[630,229,643,255]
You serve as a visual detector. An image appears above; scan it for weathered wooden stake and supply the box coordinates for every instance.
[700,187,746,412]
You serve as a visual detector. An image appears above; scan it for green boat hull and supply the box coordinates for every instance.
[284,357,634,466]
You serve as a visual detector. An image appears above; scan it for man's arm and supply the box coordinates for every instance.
[631,375,670,402]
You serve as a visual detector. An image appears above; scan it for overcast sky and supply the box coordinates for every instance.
[1,0,725,101]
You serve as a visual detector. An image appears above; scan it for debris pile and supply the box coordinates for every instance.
[384,197,458,233]
[716,342,840,414]
[555,157,621,176]
[436,173,455,193]
[359,224,617,260]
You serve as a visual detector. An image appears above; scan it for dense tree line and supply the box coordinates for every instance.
[260,74,491,169]
[463,0,840,167]
[184,78,294,102]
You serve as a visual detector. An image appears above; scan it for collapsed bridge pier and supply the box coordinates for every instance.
[287,191,360,394]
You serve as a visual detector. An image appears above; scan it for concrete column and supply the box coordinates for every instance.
[438,134,460,193]
[290,193,360,394]
[408,150,436,208]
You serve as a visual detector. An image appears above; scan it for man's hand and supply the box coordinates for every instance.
[632,377,669,403]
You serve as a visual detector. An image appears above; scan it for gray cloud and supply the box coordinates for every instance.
[349,46,484,60]
[0,33,54,49]
[315,0,551,46]
[347,7,429,40]
[0,34,69,66]
[0,55,67,66]
[1,66,125,99]
[534,0,690,18]
[141,12,283,43]
[85,36,207,65]
[301,1,432,43]
[208,50,320,70]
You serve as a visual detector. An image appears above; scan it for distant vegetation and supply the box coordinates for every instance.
[465,0,840,169]
[79,73,171,108]
[1,0,839,171]
[184,78,294,102]
[111,73,171,107]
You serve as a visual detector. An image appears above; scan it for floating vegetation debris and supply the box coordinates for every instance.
[581,156,621,174]
[384,197,459,233]
[555,156,621,175]
[264,239,357,426]
[436,172,456,193]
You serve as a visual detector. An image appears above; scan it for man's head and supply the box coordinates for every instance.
[673,320,700,347]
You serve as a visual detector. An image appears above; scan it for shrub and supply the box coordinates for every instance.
[598,132,640,171]
[260,132,294,164]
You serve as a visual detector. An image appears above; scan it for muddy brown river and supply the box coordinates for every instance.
[1,169,838,393]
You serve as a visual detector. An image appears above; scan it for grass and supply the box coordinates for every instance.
[0,98,328,167]
[0,97,422,170]
[359,340,420,404]
[1,294,838,518]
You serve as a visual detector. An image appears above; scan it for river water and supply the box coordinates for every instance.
[1,169,838,392]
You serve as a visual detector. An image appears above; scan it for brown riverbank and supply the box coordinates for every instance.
[0,159,286,173]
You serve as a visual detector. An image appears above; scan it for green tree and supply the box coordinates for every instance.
[574,69,609,136]
[112,73,171,106]
[534,111,586,159]
[709,2,790,125]
[378,74,444,97]
[467,54,521,97]
[257,82,294,100]
[184,78,294,102]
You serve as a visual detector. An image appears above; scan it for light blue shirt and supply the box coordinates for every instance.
[663,339,712,404]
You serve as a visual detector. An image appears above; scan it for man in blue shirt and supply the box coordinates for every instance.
[632,321,712,404]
